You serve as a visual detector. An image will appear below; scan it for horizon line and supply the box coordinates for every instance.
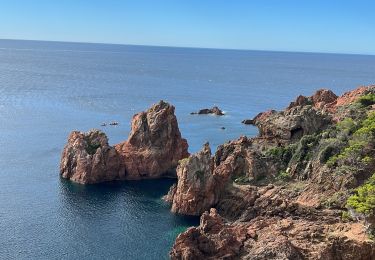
[0,38,374,57]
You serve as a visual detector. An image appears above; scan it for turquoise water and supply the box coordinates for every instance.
[0,39,374,259]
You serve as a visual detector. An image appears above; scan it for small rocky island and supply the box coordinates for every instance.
[61,85,375,259]
[60,100,188,183]
[190,106,224,115]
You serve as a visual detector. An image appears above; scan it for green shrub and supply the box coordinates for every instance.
[321,191,347,209]
[195,170,205,181]
[234,176,250,184]
[347,173,375,215]
[85,142,101,155]
[326,155,339,167]
[336,118,357,135]
[357,93,375,107]
[291,134,319,164]
[319,142,339,163]
[326,112,375,168]
[276,171,291,181]
[362,156,373,165]
[341,211,353,221]
[265,144,296,166]
[178,157,189,165]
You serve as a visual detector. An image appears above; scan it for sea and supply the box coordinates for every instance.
[0,39,374,259]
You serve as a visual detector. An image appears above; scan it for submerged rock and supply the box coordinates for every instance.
[60,100,189,183]
[60,129,121,184]
[191,106,224,116]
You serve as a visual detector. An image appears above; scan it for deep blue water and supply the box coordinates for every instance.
[0,39,374,259]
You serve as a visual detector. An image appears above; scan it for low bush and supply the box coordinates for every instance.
[276,170,291,181]
[357,93,375,107]
[347,173,375,215]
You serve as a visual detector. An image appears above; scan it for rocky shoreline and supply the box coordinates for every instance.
[60,85,375,259]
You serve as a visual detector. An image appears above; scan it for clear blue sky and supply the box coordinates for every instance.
[0,0,374,54]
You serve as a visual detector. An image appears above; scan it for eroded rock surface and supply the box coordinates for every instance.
[115,101,189,180]
[169,85,375,260]
[171,207,375,260]
[60,101,188,183]
[60,130,121,184]
[253,105,331,141]
[166,143,216,216]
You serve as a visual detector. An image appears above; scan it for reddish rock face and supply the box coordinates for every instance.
[171,205,375,260]
[60,130,121,184]
[60,101,189,183]
[170,208,248,260]
[311,89,338,109]
[166,143,216,216]
[115,100,189,180]
[287,89,338,110]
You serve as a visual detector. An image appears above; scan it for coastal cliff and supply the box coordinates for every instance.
[60,85,375,259]
[60,100,188,184]
[168,85,375,259]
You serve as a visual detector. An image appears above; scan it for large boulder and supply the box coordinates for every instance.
[60,130,121,184]
[253,105,331,141]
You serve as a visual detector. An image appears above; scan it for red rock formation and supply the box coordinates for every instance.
[170,208,249,260]
[115,100,189,180]
[253,105,332,141]
[60,101,189,183]
[287,88,338,110]
[165,136,281,216]
[169,85,375,259]
[166,143,216,216]
[330,86,368,109]
[171,205,375,259]
[60,130,121,184]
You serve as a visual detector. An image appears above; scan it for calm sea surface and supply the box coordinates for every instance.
[0,39,374,259]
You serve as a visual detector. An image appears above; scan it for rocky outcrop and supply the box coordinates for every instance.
[171,208,375,260]
[60,101,189,183]
[169,85,375,259]
[166,143,217,216]
[115,101,189,180]
[253,105,331,141]
[170,208,249,260]
[165,137,270,216]
[287,89,338,110]
[60,130,121,184]
[191,106,224,116]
